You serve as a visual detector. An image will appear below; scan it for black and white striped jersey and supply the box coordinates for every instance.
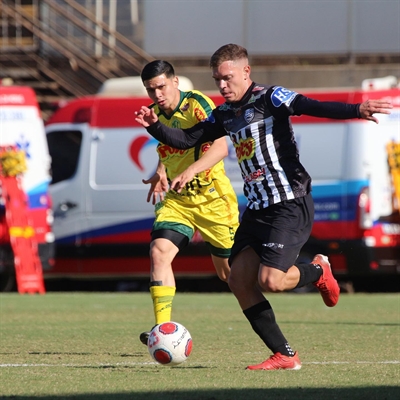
[212,83,311,210]
[146,82,360,210]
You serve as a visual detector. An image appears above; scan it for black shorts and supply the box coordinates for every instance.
[229,193,314,272]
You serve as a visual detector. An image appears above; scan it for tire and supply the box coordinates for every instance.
[0,246,16,292]
[0,264,16,292]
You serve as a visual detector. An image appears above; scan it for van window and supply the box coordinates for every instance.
[47,130,82,184]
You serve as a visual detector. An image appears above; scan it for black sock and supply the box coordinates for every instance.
[243,300,295,357]
[294,263,323,288]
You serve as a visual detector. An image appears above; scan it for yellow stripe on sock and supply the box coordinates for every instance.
[150,285,176,325]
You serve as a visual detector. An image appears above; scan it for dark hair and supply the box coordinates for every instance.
[141,60,175,82]
[209,44,248,68]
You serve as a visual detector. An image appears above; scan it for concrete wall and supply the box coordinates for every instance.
[175,63,400,91]
[143,0,400,57]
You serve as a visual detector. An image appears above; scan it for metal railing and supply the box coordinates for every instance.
[1,0,154,97]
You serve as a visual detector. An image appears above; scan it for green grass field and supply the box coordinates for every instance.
[0,292,399,400]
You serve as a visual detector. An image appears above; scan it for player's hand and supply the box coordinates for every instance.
[135,106,159,127]
[359,100,392,123]
[170,167,196,193]
[142,172,168,204]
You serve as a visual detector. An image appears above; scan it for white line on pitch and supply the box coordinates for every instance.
[0,362,158,367]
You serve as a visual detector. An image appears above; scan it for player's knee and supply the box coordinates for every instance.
[259,277,285,293]
[227,276,237,293]
[149,243,167,264]
[228,271,246,294]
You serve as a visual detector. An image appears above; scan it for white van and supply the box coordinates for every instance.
[44,86,400,288]
[292,87,400,285]
[44,94,241,282]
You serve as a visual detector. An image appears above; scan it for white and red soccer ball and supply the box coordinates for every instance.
[147,322,193,366]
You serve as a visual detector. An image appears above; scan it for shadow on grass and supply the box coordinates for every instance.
[1,387,400,400]
[280,320,400,327]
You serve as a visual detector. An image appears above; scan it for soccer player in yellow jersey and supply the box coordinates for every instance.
[139,60,240,345]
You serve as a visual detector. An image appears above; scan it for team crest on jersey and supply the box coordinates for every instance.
[194,107,206,121]
[233,137,255,162]
[271,86,297,108]
[172,119,181,128]
[244,108,255,123]
[180,103,190,112]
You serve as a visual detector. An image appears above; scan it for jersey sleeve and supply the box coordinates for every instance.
[187,91,215,120]
[265,85,360,120]
[264,86,299,119]
[291,95,361,119]
[146,111,226,150]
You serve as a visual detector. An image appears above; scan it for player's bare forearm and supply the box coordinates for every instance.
[170,167,196,193]
[170,137,228,193]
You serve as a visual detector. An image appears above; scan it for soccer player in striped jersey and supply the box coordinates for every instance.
[138,60,239,346]
[135,46,392,370]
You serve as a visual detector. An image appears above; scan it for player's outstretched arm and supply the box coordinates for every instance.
[170,137,229,193]
[358,99,393,123]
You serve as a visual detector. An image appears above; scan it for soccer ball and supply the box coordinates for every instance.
[147,321,193,366]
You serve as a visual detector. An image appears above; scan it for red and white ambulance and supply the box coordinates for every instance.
[0,86,54,291]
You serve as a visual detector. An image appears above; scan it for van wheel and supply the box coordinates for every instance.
[0,265,16,292]
[0,247,16,292]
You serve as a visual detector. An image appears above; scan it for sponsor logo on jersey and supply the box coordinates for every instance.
[201,143,212,178]
[262,242,284,249]
[271,86,297,108]
[234,137,255,162]
[180,103,190,112]
[243,168,266,183]
[157,144,186,160]
[244,108,255,123]
[253,86,264,91]
[194,107,206,121]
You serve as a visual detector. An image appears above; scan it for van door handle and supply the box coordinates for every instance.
[54,201,78,217]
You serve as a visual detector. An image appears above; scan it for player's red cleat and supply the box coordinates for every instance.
[246,352,302,370]
[312,254,340,307]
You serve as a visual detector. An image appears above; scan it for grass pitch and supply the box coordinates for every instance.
[0,292,399,400]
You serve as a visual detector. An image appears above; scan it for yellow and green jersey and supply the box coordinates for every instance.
[154,90,234,204]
